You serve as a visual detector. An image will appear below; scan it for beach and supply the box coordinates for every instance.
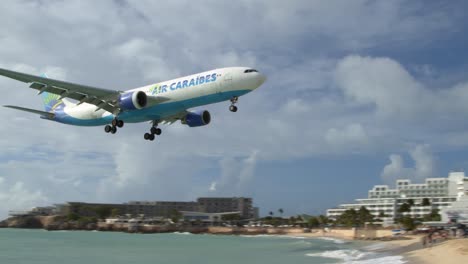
[404,238,468,264]
[285,231,468,263]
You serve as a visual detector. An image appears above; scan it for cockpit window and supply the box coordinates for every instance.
[244,69,258,73]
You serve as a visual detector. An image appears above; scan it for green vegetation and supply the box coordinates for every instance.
[398,202,411,213]
[67,213,80,221]
[169,209,182,223]
[423,209,441,221]
[278,208,284,217]
[111,208,121,217]
[335,206,374,227]
[421,198,431,206]
[221,213,241,221]
[395,216,416,230]
[94,206,112,220]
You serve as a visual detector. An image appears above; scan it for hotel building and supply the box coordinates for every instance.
[326,172,468,226]
[56,197,258,220]
[441,174,468,224]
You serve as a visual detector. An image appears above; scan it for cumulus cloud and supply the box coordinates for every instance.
[209,151,258,196]
[335,55,429,118]
[0,180,49,217]
[325,123,369,152]
[381,144,436,185]
[334,55,468,126]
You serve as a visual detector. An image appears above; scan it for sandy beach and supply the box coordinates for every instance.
[403,238,468,264]
[285,231,468,263]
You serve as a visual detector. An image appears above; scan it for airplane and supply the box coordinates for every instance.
[0,67,266,141]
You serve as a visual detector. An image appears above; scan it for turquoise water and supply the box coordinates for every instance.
[0,229,404,264]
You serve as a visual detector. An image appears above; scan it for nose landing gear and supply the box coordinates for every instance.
[229,96,238,112]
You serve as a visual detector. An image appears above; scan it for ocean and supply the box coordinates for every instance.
[0,229,405,264]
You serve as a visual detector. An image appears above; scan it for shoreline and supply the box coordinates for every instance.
[285,232,468,264]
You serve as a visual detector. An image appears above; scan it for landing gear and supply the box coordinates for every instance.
[104,125,118,134]
[229,105,238,112]
[150,127,162,135]
[229,96,238,112]
[144,133,155,141]
[105,118,124,134]
[144,122,161,141]
[111,118,124,128]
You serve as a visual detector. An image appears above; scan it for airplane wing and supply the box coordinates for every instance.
[0,68,122,114]
[148,110,188,126]
[4,105,55,119]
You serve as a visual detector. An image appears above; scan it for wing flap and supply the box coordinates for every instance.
[4,105,55,119]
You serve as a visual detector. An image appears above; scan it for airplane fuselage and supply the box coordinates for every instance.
[54,67,266,126]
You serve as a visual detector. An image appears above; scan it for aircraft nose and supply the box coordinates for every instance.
[257,73,267,86]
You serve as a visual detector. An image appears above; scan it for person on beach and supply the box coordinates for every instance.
[421,236,427,248]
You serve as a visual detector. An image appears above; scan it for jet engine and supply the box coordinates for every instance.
[181,110,211,127]
[118,91,147,111]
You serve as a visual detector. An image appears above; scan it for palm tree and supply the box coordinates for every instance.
[278,208,284,217]
[269,211,274,217]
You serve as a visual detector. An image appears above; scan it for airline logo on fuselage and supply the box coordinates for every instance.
[149,73,217,95]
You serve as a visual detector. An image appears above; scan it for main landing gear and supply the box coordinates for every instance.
[229,96,238,112]
[104,118,124,134]
[144,122,162,141]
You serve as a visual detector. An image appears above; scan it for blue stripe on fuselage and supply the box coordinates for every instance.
[53,89,251,126]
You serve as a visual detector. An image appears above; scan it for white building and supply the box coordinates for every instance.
[327,171,468,226]
[441,173,468,224]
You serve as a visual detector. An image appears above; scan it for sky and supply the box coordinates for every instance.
[1,0,468,218]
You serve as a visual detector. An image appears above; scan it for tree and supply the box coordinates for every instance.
[397,216,416,230]
[407,199,415,206]
[94,206,112,220]
[308,217,320,228]
[336,209,358,227]
[421,198,431,206]
[423,209,440,221]
[358,206,374,224]
[318,215,329,226]
[398,203,411,213]
[336,207,372,227]
[170,209,182,223]
[221,213,240,222]
[111,208,121,217]
[67,213,80,221]
[269,211,274,217]
[278,208,284,217]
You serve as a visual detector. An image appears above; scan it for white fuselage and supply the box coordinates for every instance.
[55,67,266,126]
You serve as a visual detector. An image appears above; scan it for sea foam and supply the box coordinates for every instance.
[316,236,348,244]
[306,249,405,264]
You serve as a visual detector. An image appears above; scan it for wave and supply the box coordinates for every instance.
[173,232,192,235]
[306,249,405,264]
[316,236,348,244]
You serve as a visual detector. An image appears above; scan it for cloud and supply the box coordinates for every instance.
[325,123,369,152]
[335,55,428,118]
[334,55,468,123]
[381,144,436,185]
[209,151,258,196]
[0,180,49,217]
